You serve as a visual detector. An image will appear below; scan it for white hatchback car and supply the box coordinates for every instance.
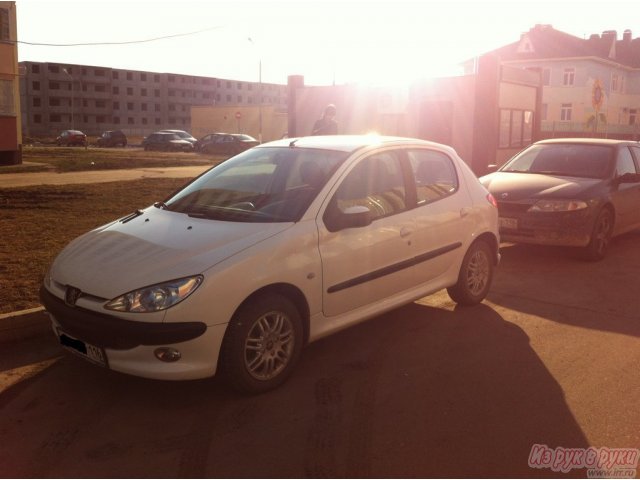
[41,135,500,393]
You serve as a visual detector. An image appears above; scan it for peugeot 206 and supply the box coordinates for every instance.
[41,135,500,393]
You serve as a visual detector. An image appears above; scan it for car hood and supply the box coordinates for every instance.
[50,207,292,299]
[480,172,603,201]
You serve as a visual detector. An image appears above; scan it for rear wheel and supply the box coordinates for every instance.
[581,208,613,261]
[220,294,303,394]
[447,240,494,306]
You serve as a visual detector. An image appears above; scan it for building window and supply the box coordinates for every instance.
[216,94,221,102]
[141,73,147,81]
[630,109,637,126]
[113,117,120,124]
[127,87,133,95]
[95,85,106,93]
[49,114,61,122]
[612,74,619,92]
[32,81,40,90]
[169,104,175,111]
[542,68,551,86]
[49,97,60,107]
[168,89,175,97]
[154,74,160,82]
[142,117,148,125]
[96,100,106,108]
[141,103,147,111]
[237,82,242,90]
[237,95,242,103]
[154,89,160,97]
[226,94,232,102]
[155,104,160,112]
[34,114,41,123]
[168,75,175,83]
[95,69,105,77]
[97,115,106,123]
[32,98,41,107]
[112,71,119,79]
[141,88,147,96]
[127,102,134,110]
[83,99,88,107]
[113,101,120,110]
[563,68,575,86]
[113,86,119,94]
[128,117,134,124]
[49,81,60,90]
[560,103,572,121]
[155,118,161,125]
[126,72,133,81]
[82,68,87,75]
[0,9,10,41]
[542,103,548,121]
[48,65,60,74]
[31,64,40,74]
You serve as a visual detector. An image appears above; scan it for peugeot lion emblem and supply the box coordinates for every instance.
[65,286,82,306]
[500,192,509,200]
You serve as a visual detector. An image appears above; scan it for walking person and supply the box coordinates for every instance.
[311,104,338,135]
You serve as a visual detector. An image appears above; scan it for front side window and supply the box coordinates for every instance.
[407,150,458,205]
[166,147,348,223]
[327,151,406,224]
[615,148,637,176]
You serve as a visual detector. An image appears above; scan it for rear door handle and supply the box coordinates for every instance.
[400,227,412,238]
[460,207,472,218]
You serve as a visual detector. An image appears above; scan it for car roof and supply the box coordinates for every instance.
[536,138,639,147]
[259,135,450,153]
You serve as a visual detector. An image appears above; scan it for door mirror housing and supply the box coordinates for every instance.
[324,205,372,232]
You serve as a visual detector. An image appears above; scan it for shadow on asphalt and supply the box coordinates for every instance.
[488,230,640,338]
[1,302,588,478]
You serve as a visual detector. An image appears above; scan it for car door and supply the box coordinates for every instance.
[406,148,473,285]
[317,149,416,317]
[611,146,640,232]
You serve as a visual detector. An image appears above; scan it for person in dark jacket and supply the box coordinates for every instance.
[311,104,338,135]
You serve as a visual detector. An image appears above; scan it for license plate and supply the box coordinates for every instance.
[58,330,107,367]
[499,217,518,230]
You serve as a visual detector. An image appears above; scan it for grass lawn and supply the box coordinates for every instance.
[0,178,188,314]
[0,146,227,174]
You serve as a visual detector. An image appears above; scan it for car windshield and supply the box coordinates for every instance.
[164,146,348,222]
[501,144,613,179]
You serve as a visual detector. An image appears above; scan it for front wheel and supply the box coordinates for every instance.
[220,294,303,394]
[447,240,494,306]
[580,208,613,261]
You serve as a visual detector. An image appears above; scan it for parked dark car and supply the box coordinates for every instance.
[142,132,194,152]
[159,130,197,145]
[197,133,259,155]
[56,130,87,147]
[480,138,640,260]
[96,130,127,148]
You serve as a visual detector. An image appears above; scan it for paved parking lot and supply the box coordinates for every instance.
[1,234,639,477]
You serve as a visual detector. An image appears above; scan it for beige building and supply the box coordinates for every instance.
[0,1,21,165]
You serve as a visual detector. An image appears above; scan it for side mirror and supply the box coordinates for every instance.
[325,205,372,232]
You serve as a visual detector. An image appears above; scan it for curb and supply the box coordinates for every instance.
[0,307,51,343]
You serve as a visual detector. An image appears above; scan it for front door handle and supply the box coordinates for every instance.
[460,207,472,218]
[400,227,412,238]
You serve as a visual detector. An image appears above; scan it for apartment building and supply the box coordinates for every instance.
[481,25,640,139]
[0,1,20,165]
[19,61,288,138]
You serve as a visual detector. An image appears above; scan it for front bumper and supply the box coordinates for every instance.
[497,202,595,247]
[40,286,227,380]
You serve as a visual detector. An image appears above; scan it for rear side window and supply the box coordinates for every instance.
[407,150,458,205]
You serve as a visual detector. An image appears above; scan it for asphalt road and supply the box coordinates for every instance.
[1,235,639,478]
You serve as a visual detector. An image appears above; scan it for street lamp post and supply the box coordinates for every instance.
[248,37,263,143]
[62,68,74,130]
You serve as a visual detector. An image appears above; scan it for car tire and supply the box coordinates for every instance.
[581,208,613,261]
[447,240,494,306]
[220,293,303,394]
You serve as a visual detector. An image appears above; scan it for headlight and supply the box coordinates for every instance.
[528,199,588,212]
[105,276,203,313]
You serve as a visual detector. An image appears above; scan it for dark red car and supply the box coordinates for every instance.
[56,130,88,147]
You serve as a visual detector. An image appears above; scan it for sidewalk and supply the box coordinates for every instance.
[1,164,213,343]
[0,164,211,187]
